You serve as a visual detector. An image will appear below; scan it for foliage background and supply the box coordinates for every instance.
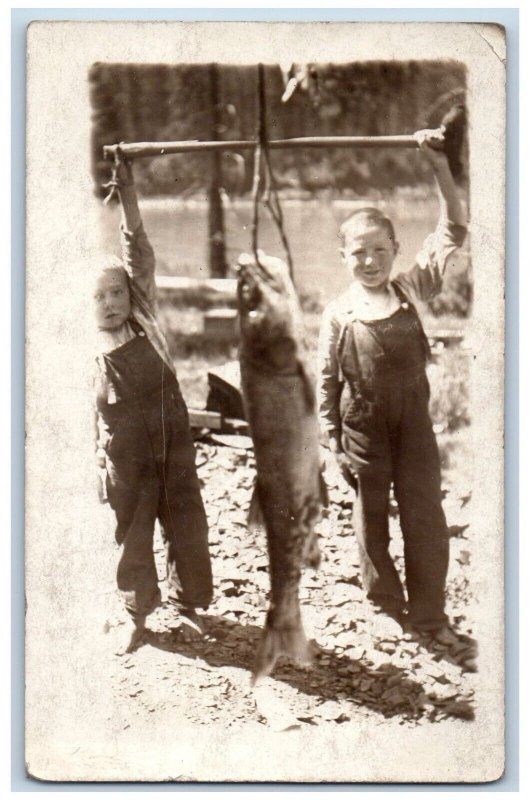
[89,61,467,197]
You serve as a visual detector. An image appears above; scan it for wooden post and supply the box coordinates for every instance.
[208,63,228,278]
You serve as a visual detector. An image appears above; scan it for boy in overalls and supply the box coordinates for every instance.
[317,130,467,643]
[94,156,213,654]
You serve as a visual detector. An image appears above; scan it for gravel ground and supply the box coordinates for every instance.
[103,432,477,736]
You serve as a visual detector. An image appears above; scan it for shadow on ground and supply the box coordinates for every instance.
[144,613,433,720]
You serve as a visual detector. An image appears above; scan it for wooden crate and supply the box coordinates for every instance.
[203,308,239,340]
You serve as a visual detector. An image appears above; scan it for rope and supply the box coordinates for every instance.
[262,146,294,277]
[251,64,294,279]
[251,136,263,263]
[102,177,120,206]
[102,145,134,205]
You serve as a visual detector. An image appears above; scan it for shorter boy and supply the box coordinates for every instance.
[94,155,213,653]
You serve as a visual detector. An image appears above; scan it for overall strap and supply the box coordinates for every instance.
[128,317,145,336]
[391,281,431,361]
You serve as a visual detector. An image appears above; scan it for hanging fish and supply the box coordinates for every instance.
[237,250,324,684]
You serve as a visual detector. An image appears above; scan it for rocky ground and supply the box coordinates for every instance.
[103,431,477,735]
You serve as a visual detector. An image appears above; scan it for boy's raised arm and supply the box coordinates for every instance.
[414,128,467,228]
[114,154,157,310]
[395,130,467,303]
[115,157,142,233]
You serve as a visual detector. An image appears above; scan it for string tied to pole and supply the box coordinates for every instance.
[102,145,134,205]
[251,64,294,279]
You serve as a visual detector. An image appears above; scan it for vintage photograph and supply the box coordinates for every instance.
[25,22,505,782]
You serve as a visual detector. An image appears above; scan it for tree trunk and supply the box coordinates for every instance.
[208,63,228,278]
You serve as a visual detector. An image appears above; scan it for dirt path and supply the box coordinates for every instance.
[102,436,477,741]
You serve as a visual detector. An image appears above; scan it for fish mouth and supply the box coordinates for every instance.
[237,252,284,295]
[236,252,295,339]
[237,265,275,318]
[238,279,261,313]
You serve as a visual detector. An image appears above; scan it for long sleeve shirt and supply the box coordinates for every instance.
[94,223,175,455]
[96,223,174,373]
[317,220,467,437]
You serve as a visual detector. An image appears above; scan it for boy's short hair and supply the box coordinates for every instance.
[339,207,396,246]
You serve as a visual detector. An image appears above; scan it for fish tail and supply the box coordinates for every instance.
[251,624,313,685]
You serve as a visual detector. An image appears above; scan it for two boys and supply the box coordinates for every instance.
[95,127,467,653]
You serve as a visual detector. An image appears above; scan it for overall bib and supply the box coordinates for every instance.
[337,286,448,629]
[96,328,213,618]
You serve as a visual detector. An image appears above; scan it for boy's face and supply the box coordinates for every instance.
[341,220,398,289]
[93,269,131,330]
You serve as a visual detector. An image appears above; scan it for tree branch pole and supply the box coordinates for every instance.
[103,134,423,161]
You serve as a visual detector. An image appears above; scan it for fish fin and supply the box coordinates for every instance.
[297,501,322,568]
[301,530,321,569]
[247,483,265,531]
[251,624,313,686]
[297,360,316,412]
[319,468,329,508]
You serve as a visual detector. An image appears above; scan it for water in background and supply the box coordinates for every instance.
[99,194,447,306]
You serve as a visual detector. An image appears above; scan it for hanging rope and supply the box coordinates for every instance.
[251,63,294,279]
[251,68,265,265]
[102,145,127,205]
[262,146,294,277]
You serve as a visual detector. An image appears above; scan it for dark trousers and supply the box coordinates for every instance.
[343,375,449,629]
[99,334,213,618]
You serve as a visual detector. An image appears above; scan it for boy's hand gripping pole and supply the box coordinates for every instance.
[102,145,135,205]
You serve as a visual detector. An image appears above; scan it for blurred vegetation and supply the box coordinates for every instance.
[427,269,472,318]
[159,300,469,432]
[89,61,467,197]
[427,348,470,431]
[90,61,470,315]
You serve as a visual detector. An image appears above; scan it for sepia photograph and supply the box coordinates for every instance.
[24,20,506,783]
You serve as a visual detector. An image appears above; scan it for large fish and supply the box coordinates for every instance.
[237,251,323,684]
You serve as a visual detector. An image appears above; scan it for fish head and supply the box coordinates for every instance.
[236,251,303,368]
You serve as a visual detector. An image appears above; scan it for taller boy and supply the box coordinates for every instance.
[318,130,467,641]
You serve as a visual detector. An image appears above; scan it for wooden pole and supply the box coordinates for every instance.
[103,133,423,161]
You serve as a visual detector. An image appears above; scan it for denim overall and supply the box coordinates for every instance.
[337,284,448,629]
[96,325,213,618]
